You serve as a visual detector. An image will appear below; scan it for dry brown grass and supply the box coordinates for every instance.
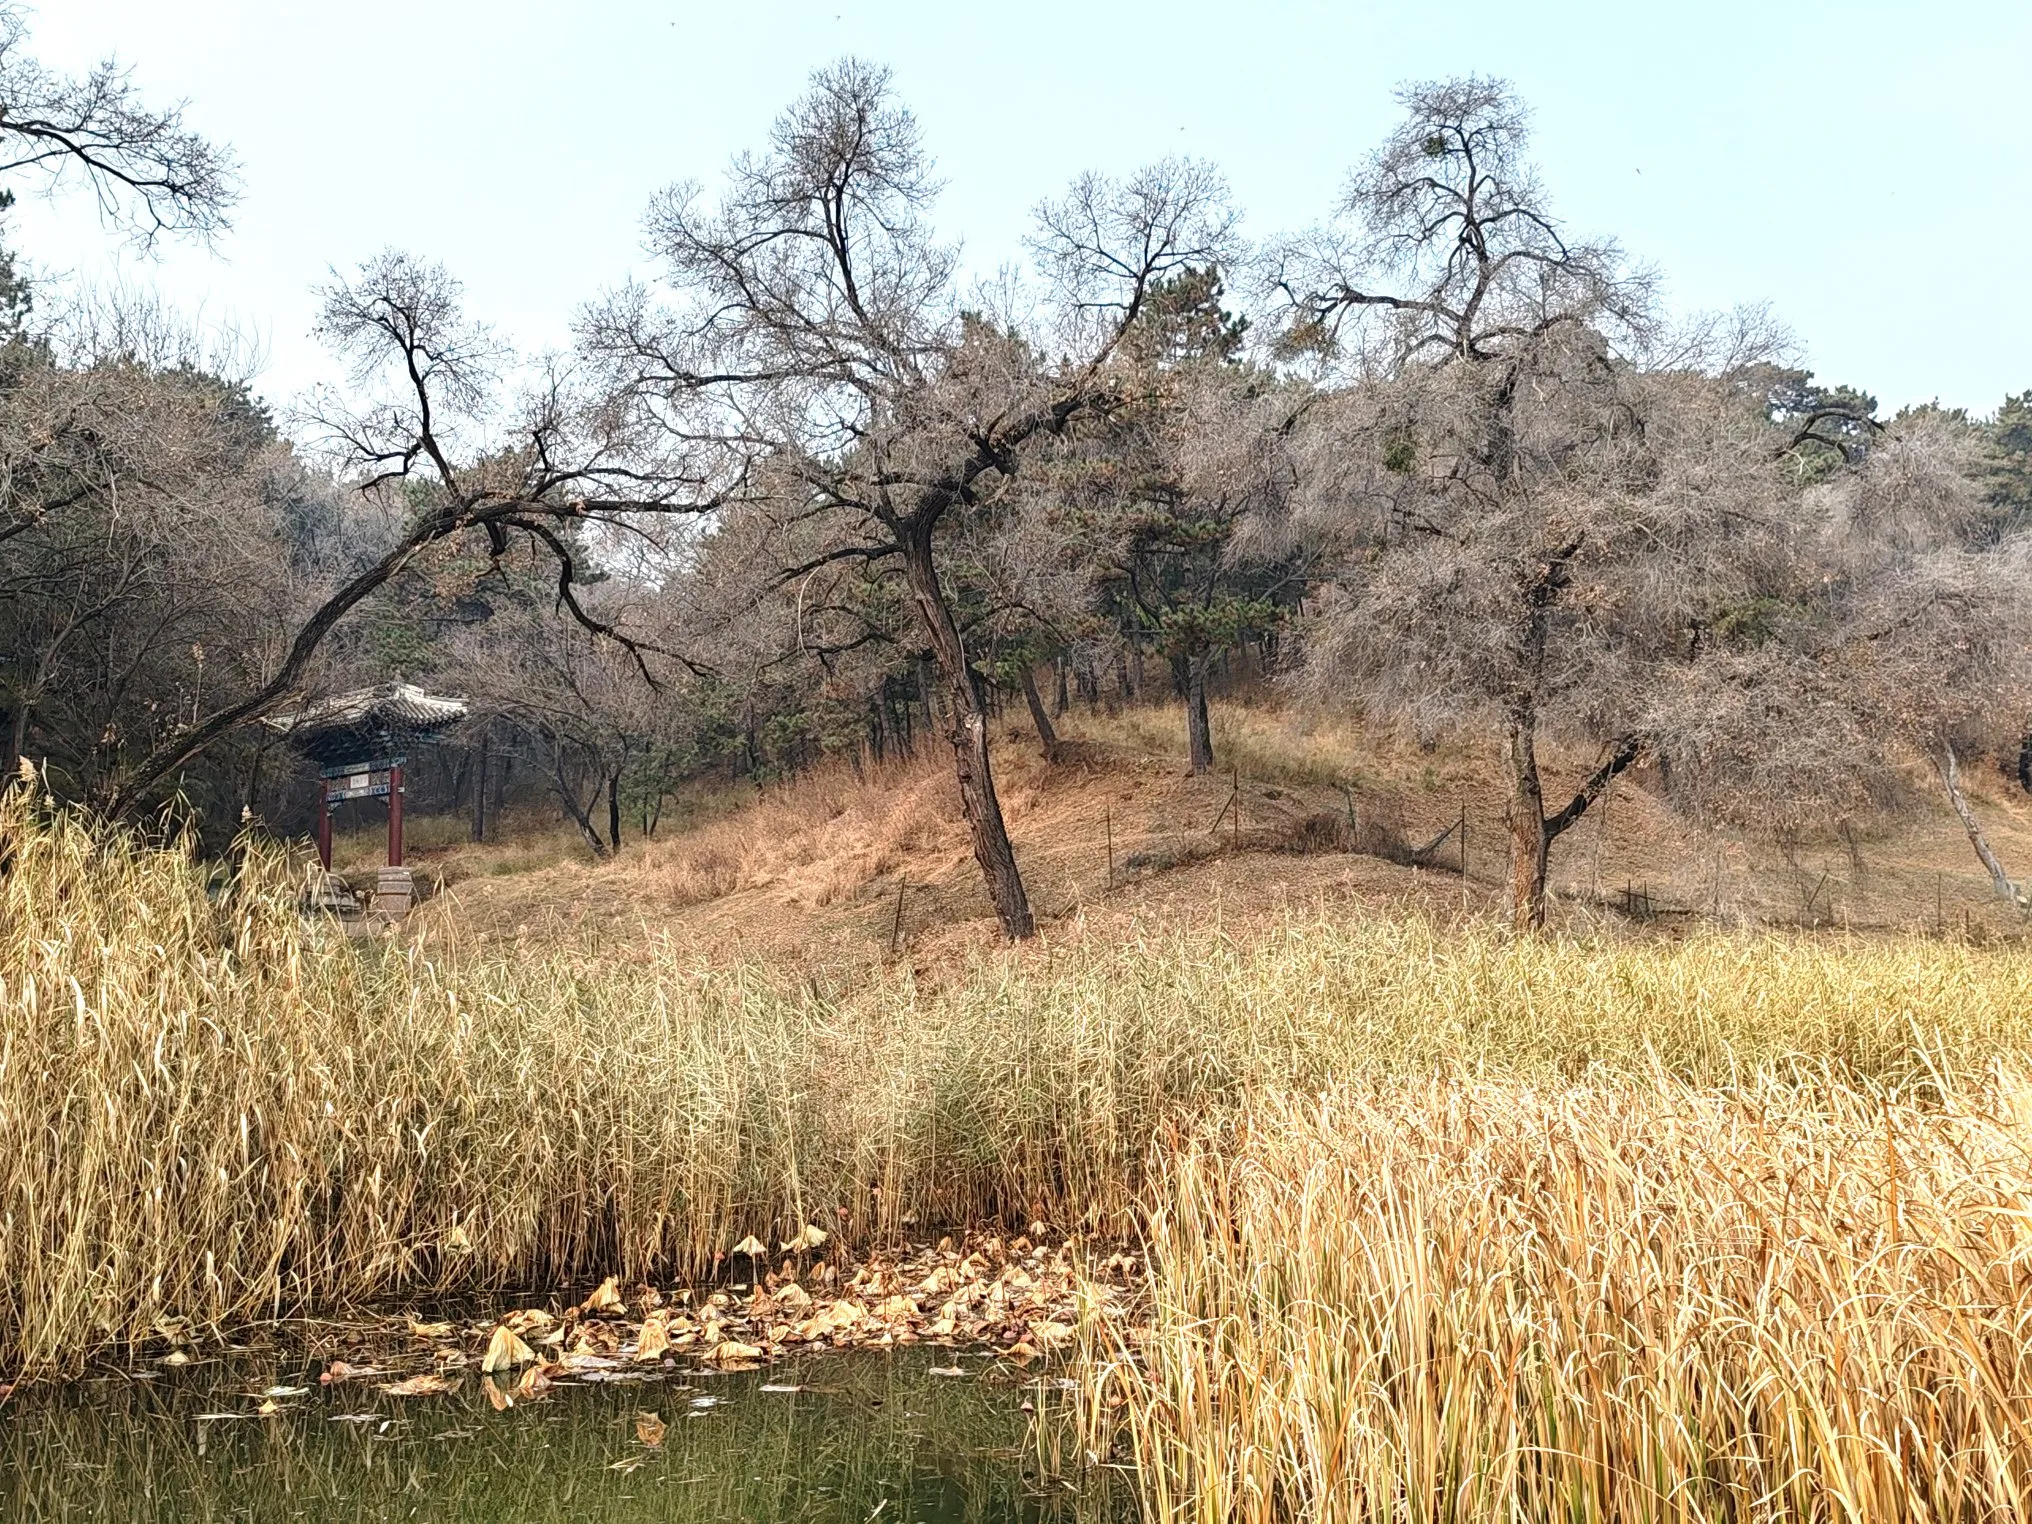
[627,752,957,911]
[1091,1072,2032,1521]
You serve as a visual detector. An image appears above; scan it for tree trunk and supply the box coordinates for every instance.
[550,743,609,860]
[607,769,622,855]
[1506,725,1643,931]
[1941,745,2020,905]
[901,523,1035,939]
[1019,665,1062,763]
[471,729,488,843]
[2017,727,2032,795]
[1185,651,1214,776]
[1504,718,1552,930]
[1053,657,1069,717]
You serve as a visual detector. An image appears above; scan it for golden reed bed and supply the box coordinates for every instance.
[8,785,2032,1521]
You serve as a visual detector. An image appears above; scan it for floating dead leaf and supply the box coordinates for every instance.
[319,1361,361,1385]
[501,1308,555,1337]
[515,1364,554,1400]
[730,1234,768,1258]
[635,1411,667,1447]
[159,1351,191,1367]
[581,1276,625,1316]
[1004,1340,1042,1363]
[779,1223,828,1253]
[634,1310,671,1362]
[380,1373,455,1397]
[927,1365,967,1377]
[481,1325,536,1374]
[771,1282,812,1310]
[406,1318,455,1341]
[708,1339,766,1366]
[1031,1321,1076,1348]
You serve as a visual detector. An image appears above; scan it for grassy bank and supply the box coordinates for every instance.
[1093,1074,2032,1521]
[5,796,2032,1382]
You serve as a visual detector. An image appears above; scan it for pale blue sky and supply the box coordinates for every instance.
[18,0,2030,414]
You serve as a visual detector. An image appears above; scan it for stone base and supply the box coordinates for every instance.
[304,870,360,915]
[370,866,416,920]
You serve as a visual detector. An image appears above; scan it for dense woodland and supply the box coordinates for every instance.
[4,13,2031,931]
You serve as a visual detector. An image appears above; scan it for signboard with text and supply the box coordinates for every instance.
[323,762,399,803]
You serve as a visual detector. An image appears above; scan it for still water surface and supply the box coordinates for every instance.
[0,1346,1118,1522]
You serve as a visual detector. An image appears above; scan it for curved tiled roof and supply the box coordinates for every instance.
[267,684,469,768]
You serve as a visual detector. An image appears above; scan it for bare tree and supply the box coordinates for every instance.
[1276,78,1675,927]
[0,313,306,805]
[97,253,738,814]
[1278,80,2032,927]
[583,60,1233,938]
[0,4,236,244]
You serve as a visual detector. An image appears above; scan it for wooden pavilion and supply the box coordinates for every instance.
[269,683,468,917]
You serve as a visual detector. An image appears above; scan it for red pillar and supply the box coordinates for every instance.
[316,784,332,870]
[388,763,404,867]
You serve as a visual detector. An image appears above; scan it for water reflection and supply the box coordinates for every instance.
[0,1348,1117,1523]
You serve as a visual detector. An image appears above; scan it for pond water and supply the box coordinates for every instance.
[0,1346,1121,1523]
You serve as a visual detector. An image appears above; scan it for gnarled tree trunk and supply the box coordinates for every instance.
[1941,744,2021,905]
[1019,664,1062,764]
[1506,718,1642,931]
[901,523,1035,940]
[1505,717,1552,929]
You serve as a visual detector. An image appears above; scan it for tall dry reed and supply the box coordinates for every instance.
[1092,1076,2032,1521]
[6,793,2032,1383]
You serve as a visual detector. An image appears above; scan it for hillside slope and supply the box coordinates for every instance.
[387,701,2032,971]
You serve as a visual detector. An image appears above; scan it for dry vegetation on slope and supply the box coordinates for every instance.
[372,699,2032,970]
